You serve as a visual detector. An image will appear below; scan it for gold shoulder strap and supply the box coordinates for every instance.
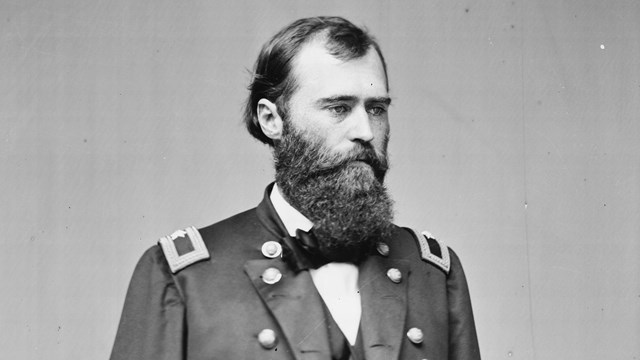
[158,226,210,273]
[409,228,451,275]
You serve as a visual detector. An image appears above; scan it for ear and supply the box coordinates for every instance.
[257,99,283,141]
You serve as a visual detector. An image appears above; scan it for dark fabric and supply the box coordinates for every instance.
[110,183,481,360]
[349,328,365,360]
[255,183,289,237]
[321,301,350,360]
[320,298,365,360]
[426,237,443,258]
[280,229,330,272]
[174,235,194,256]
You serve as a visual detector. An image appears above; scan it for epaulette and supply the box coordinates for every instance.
[409,228,451,275]
[158,226,210,273]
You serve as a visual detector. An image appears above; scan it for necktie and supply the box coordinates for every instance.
[280,228,330,272]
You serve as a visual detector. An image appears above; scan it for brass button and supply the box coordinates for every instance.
[386,268,402,283]
[407,327,424,344]
[376,242,390,256]
[262,267,282,285]
[261,241,282,258]
[258,328,277,349]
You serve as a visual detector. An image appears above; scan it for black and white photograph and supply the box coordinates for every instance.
[2,1,639,359]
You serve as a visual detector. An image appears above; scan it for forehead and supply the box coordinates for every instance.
[290,40,388,101]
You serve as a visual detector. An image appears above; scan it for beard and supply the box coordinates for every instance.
[274,121,394,263]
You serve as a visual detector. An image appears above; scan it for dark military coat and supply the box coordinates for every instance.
[110,185,480,360]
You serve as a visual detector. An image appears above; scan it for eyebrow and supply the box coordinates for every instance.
[315,95,392,106]
[367,96,392,106]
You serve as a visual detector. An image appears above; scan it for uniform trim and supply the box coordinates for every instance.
[409,228,451,275]
[158,226,210,273]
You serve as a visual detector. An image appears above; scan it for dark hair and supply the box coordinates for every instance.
[244,16,388,146]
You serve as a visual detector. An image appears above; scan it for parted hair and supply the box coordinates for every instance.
[244,16,388,146]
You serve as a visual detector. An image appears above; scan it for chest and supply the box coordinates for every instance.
[176,256,450,360]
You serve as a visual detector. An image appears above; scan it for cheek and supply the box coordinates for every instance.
[290,107,330,137]
[368,122,389,157]
[373,119,390,143]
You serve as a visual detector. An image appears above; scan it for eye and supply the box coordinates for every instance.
[329,105,349,115]
[367,106,387,116]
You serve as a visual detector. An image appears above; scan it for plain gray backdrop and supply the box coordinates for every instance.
[1,1,639,359]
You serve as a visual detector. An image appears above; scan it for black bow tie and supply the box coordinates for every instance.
[280,229,330,272]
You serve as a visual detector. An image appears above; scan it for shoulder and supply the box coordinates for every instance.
[152,207,262,274]
[158,226,211,274]
[394,226,461,276]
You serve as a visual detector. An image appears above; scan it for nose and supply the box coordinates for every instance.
[348,107,374,143]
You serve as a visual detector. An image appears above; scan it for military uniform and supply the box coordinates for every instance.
[110,184,480,360]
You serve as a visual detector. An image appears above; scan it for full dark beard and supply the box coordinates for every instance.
[274,122,394,263]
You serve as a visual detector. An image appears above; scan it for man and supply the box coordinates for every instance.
[110,16,480,360]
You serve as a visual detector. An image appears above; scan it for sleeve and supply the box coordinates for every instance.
[110,246,186,360]
[447,249,481,360]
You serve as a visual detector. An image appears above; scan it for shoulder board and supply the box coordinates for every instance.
[409,228,451,275]
[158,226,210,273]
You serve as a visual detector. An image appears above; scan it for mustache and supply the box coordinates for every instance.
[315,143,388,174]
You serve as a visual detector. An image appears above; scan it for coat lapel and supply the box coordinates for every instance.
[244,259,331,360]
[358,256,410,360]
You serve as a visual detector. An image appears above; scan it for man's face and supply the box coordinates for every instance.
[272,40,395,262]
[285,40,391,171]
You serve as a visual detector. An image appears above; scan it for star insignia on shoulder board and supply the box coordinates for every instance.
[169,229,188,240]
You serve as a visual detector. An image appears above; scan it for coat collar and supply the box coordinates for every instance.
[270,183,313,237]
[256,183,289,240]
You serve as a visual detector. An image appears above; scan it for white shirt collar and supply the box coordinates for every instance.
[270,183,313,237]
